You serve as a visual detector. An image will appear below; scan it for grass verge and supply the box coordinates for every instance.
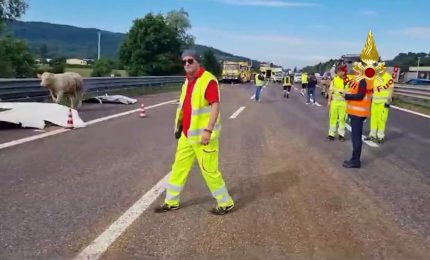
[392,96,430,116]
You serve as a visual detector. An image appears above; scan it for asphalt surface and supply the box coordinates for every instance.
[1,83,430,259]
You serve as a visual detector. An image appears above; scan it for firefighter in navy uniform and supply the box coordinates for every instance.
[282,73,293,98]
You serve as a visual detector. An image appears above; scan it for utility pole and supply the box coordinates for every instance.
[98,31,101,60]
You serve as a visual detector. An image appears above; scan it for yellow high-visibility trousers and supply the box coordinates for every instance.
[328,100,347,137]
[370,102,389,139]
[165,133,234,207]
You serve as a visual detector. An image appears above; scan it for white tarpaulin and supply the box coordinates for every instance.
[0,102,86,129]
[84,94,137,104]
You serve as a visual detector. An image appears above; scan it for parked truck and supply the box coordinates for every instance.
[238,61,252,83]
[222,61,251,83]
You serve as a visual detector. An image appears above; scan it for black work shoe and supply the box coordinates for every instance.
[327,136,335,141]
[339,136,346,142]
[364,136,376,142]
[154,203,179,213]
[377,138,385,143]
[210,204,235,215]
[342,160,361,168]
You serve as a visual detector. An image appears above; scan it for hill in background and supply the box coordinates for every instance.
[4,20,260,68]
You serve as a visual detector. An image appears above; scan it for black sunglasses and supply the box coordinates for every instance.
[182,58,195,65]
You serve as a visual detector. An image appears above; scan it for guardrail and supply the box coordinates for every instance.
[0,76,185,102]
[394,84,430,100]
[1,77,429,102]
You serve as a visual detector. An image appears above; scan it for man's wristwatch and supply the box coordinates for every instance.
[204,128,213,134]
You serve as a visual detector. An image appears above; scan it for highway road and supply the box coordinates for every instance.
[1,83,430,259]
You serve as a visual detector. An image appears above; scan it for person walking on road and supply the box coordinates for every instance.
[301,72,308,96]
[327,65,348,141]
[282,73,293,98]
[155,49,235,215]
[255,71,265,102]
[306,72,317,104]
[364,71,394,143]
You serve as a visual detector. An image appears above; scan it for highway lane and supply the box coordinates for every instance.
[0,85,243,259]
[0,91,181,145]
[102,83,430,259]
[260,83,430,243]
[0,83,429,259]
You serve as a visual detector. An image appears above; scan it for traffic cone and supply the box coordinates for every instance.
[66,108,74,129]
[139,103,147,118]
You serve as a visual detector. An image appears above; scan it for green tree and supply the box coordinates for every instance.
[0,36,35,77]
[293,67,297,73]
[120,13,182,76]
[48,57,66,73]
[91,58,113,77]
[0,0,28,30]
[40,43,48,63]
[165,8,194,47]
[202,50,221,77]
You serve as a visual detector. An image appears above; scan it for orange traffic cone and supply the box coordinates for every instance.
[139,103,147,118]
[66,108,74,129]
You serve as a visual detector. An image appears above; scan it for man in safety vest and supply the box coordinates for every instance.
[255,71,265,102]
[364,72,394,143]
[155,49,234,215]
[301,72,308,96]
[341,31,384,169]
[282,73,293,98]
[327,65,348,141]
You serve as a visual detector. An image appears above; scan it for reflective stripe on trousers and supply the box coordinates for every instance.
[212,185,233,204]
[165,182,183,202]
[165,134,234,207]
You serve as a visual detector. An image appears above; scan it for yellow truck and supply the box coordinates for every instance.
[222,61,251,83]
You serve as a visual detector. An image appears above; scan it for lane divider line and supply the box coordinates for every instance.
[74,174,170,260]
[345,124,379,148]
[391,105,430,119]
[229,106,246,119]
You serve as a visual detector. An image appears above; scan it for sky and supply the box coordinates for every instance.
[23,0,430,69]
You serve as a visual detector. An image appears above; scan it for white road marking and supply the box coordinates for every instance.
[33,129,46,133]
[345,124,379,148]
[74,174,169,260]
[86,100,175,126]
[391,105,430,119]
[229,106,246,119]
[0,99,177,150]
[250,94,255,100]
[0,128,70,150]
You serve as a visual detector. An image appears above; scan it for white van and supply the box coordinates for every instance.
[294,73,302,83]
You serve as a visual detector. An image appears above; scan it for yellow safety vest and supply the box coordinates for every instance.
[255,74,265,87]
[331,76,347,101]
[175,71,221,142]
[373,72,393,104]
[283,76,292,86]
[301,73,308,84]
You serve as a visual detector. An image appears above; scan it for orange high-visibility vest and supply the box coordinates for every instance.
[346,79,373,117]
